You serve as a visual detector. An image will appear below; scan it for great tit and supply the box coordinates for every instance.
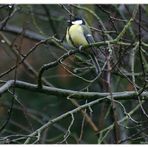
[66,17,100,74]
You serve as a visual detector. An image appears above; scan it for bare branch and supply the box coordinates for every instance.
[0,80,148,100]
[0,24,46,41]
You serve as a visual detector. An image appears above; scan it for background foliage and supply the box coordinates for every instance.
[0,4,148,144]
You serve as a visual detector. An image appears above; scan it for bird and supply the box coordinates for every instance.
[66,17,100,75]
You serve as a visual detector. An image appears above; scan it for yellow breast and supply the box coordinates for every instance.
[67,24,88,47]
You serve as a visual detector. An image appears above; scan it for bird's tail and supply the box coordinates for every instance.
[90,54,100,75]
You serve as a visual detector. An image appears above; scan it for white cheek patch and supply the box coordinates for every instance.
[86,34,92,37]
[72,20,83,25]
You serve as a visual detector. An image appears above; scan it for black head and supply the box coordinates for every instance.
[67,17,85,26]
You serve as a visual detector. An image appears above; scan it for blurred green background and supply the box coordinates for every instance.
[0,4,148,144]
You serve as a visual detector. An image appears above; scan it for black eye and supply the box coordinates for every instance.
[67,20,72,26]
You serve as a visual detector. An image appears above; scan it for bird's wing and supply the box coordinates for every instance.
[82,25,100,74]
[82,25,95,44]
[82,25,98,56]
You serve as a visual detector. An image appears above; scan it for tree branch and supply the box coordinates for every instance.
[0,80,148,100]
[0,24,46,41]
